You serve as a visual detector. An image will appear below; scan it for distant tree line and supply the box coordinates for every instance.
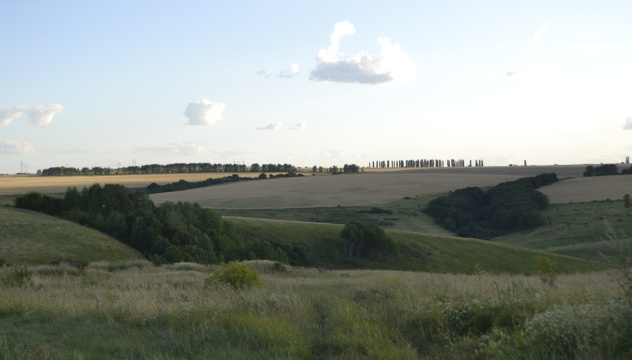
[340,220,397,260]
[146,172,304,194]
[38,163,297,176]
[424,173,559,239]
[13,185,295,265]
[584,164,632,176]
[369,159,484,169]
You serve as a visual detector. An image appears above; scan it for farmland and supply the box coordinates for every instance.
[0,172,285,196]
[150,165,590,209]
[2,164,632,358]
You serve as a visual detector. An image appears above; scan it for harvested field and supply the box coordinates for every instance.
[539,175,632,204]
[0,172,283,195]
[151,165,588,209]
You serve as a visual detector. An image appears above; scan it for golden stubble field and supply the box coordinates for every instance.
[2,165,627,209]
[149,165,598,209]
[539,175,632,203]
[0,172,280,196]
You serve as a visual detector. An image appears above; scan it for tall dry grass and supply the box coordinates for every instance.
[0,260,630,359]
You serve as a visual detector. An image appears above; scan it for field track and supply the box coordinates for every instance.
[150,165,590,209]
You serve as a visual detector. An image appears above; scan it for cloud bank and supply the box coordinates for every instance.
[257,122,283,131]
[290,122,306,130]
[310,21,415,84]
[183,99,226,125]
[0,140,35,154]
[0,104,64,126]
[624,117,632,130]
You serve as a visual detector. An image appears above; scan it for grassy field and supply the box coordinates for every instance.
[0,260,629,359]
[0,206,143,265]
[2,166,631,358]
[229,217,610,274]
[493,200,632,262]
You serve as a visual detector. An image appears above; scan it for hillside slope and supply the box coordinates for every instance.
[0,206,143,265]
[229,217,610,274]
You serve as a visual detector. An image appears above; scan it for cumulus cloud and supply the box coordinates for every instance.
[0,106,26,126]
[140,142,209,156]
[525,23,548,48]
[257,122,283,131]
[0,140,35,154]
[24,104,65,126]
[289,122,306,130]
[256,69,272,78]
[624,117,632,130]
[183,99,226,126]
[0,104,64,126]
[277,64,300,78]
[310,21,415,84]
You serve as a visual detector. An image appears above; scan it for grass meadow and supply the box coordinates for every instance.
[0,260,631,359]
[2,166,631,358]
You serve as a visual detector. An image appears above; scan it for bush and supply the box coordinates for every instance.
[534,255,558,287]
[204,261,261,289]
[0,265,33,287]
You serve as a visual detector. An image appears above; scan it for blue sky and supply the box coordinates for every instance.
[1,0,631,173]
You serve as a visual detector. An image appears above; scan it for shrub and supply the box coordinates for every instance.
[0,265,33,287]
[524,303,613,357]
[534,255,558,287]
[204,261,261,289]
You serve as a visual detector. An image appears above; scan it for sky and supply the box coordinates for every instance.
[1,0,632,174]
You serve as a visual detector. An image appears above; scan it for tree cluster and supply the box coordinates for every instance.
[146,172,303,194]
[38,163,297,176]
[424,173,559,239]
[340,220,397,260]
[14,185,290,265]
[583,164,620,177]
[370,159,484,169]
[342,164,361,173]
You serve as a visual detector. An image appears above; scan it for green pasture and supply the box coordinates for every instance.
[0,206,143,265]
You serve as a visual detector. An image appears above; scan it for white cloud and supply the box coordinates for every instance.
[525,23,548,48]
[24,104,65,126]
[0,104,63,126]
[140,142,209,156]
[0,140,35,154]
[624,117,632,130]
[256,69,272,78]
[183,99,226,125]
[278,64,299,78]
[257,122,283,131]
[0,105,26,126]
[289,122,305,130]
[310,21,415,84]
